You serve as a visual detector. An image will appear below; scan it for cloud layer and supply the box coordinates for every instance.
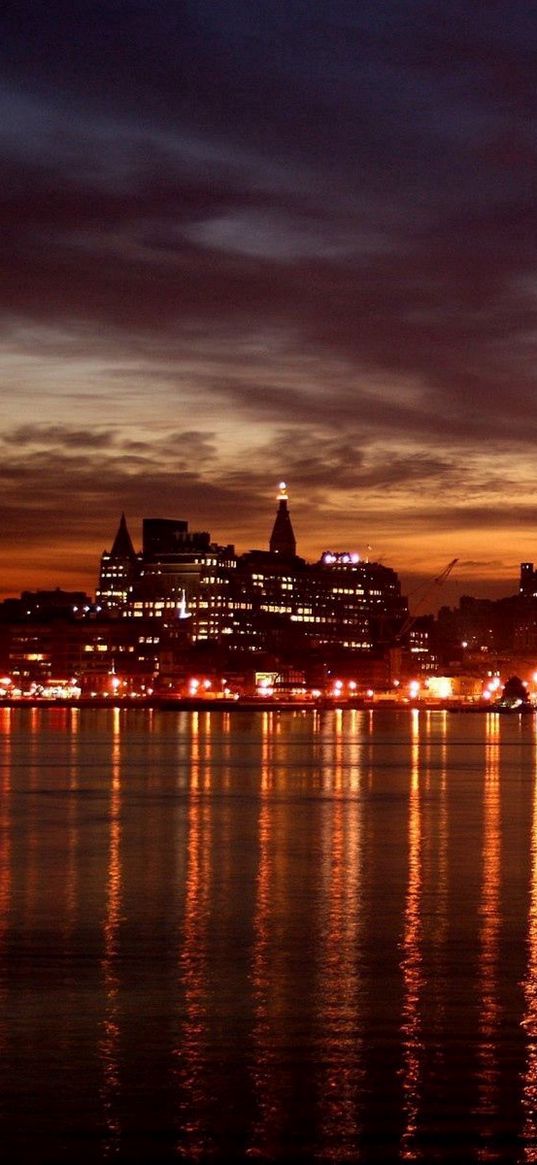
[1,2,537,601]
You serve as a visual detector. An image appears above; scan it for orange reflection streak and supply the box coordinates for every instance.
[346,708,363,789]
[190,710,200,788]
[424,711,433,793]
[175,710,212,1160]
[430,714,449,1082]
[0,709,12,1076]
[221,710,232,773]
[334,707,344,788]
[57,709,81,1074]
[64,709,80,943]
[366,709,375,792]
[100,707,123,1157]
[521,719,537,1161]
[201,712,213,793]
[316,707,363,1160]
[436,714,449,948]
[248,711,280,1157]
[475,714,501,1157]
[24,706,41,930]
[400,709,424,1160]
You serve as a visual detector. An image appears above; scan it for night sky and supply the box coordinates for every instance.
[2,1,537,602]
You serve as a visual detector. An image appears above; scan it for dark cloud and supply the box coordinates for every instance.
[6,425,117,449]
[0,421,531,546]
[458,560,507,570]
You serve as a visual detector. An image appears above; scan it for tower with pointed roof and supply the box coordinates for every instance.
[269,482,297,558]
[96,514,140,614]
[110,512,136,560]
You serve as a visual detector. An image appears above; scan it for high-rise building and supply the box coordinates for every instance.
[520,562,537,599]
[141,518,191,558]
[130,517,236,629]
[96,513,139,614]
[188,488,408,656]
[305,551,406,651]
[94,488,408,661]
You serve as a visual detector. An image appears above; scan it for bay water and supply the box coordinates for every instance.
[1,705,536,1162]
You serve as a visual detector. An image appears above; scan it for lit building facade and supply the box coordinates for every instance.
[307,551,406,650]
[93,488,408,659]
[129,517,237,636]
[96,513,139,614]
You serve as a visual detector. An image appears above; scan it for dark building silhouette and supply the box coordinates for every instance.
[97,513,139,614]
[1,485,412,689]
[520,562,537,599]
[131,517,235,628]
[142,518,197,558]
[111,512,136,559]
[96,487,409,657]
[269,482,297,558]
[1,589,91,619]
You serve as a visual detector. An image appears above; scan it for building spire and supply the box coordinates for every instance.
[269,481,296,557]
[110,513,136,561]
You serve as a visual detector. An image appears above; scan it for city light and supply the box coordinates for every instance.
[0,498,535,711]
[426,676,453,700]
[322,551,361,565]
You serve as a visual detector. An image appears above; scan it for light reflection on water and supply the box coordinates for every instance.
[426,711,449,1108]
[248,710,280,1158]
[475,713,501,1160]
[315,707,364,1161]
[175,711,213,1160]
[1,707,537,1161]
[521,717,537,1161]
[100,706,122,1156]
[0,707,11,1117]
[400,709,423,1161]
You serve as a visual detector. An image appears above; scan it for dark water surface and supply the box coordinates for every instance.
[2,706,537,1162]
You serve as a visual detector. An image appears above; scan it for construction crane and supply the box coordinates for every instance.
[393,558,458,645]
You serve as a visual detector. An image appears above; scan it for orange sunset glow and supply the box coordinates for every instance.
[1,4,537,608]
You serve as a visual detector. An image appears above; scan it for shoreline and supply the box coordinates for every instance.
[0,696,531,714]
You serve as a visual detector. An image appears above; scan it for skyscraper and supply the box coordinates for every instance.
[96,513,139,614]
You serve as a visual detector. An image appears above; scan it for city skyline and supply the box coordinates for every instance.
[2,3,537,601]
[0,485,528,614]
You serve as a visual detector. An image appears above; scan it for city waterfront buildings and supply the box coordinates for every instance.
[96,486,408,658]
[4,485,537,700]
